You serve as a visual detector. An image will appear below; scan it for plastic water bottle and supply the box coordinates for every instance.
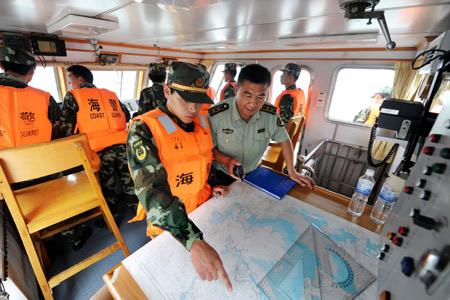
[348,169,375,217]
[370,181,398,224]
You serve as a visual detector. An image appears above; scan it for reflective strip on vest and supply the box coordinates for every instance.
[199,114,207,129]
[156,114,177,135]
[0,85,52,149]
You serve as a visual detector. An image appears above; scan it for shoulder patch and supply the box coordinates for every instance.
[261,103,277,115]
[132,139,147,162]
[208,103,229,117]
[277,116,284,127]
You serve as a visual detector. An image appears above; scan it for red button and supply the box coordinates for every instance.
[393,236,403,246]
[429,134,441,143]
[423,147,434,155]
[398,226,409,236]
[404,186,414,194]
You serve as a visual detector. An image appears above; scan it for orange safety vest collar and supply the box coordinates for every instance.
[274,88,306,117]
[129,109,213,237]
[70,88,128,152]
[0,85,52,149]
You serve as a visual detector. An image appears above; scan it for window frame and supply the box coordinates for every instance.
[325,64,395,127]
[29,66,63,103]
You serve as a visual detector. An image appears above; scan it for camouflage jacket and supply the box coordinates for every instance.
[60,83,130,137]
[127,103,205,250]
[137,82,166,116]
[353,107,371,123]
[222,80,237,100]
[278,84,297,125]
[0,73,63,139]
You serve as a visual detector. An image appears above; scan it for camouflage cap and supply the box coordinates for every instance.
[223,62,237,72]
[167,62,213,104]
[148,63,166,76]
[279,63,300,78]
[0,46,36,66]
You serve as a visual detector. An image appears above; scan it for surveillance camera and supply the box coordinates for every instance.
[98,45,103,50]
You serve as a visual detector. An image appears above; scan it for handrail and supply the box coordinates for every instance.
[297,139,335,178]
[302,138,330,164]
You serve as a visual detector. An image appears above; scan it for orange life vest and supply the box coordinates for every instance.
[365,107,380,125]
[70,88,128,152]
[220,81,237,101]
[130,109,213,237]
[199,87,215,116]
[0,85,52,149]
[274,88,306,117]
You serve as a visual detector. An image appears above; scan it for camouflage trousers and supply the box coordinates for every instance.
[97,144,138,216]
[60,224,90,248]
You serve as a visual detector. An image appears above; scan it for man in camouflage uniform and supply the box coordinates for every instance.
[0,47,91,251]
[61,65,138,227]
[127,62,233,292]
[275,63,306,125]
[353,92,390,125]
[219,63,238,101]
[207,64,315,189]
[137,63,166,116]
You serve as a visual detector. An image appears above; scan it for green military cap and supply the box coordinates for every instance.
[0,46,36,67]
[167,62,213,104]
[148,63,166,76]
[279,63,300,78]
[223,63,237,72]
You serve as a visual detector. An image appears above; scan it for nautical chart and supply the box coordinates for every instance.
[122,181,379,299]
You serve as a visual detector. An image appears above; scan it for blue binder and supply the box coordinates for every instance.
[243,167,297,200]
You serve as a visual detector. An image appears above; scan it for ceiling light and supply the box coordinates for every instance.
[278,33,378,45]
[181,42,237,50]
[46,14,119,36]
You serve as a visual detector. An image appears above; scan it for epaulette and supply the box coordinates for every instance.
[208,103,229,117]
[260,103,277,115]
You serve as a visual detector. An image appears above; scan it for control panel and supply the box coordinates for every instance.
[378,101,450,299]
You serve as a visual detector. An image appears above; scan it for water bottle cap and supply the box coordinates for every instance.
[365,169,375,177]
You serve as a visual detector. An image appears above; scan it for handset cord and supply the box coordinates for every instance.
[367,121,399,167]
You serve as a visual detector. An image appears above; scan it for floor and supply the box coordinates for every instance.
[46,200,149,300]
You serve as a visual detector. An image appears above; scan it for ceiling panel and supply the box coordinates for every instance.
[0,0,449,51]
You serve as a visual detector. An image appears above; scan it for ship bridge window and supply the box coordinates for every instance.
[29,66,62,103]
[270,68,311,105]
[327,67,395,125]
[210,62,244,103]
[91,70,138,100]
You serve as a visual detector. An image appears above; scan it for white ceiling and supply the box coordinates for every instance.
[0,0,449,52]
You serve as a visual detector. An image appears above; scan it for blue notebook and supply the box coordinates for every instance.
[243,167,296,200]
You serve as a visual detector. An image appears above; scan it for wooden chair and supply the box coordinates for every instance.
[260,115,305,173]
[0,134,130,300]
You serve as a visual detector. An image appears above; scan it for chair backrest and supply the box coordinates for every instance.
[272,115,305,170]
[0,133,95,184]
[286,115,305,147]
